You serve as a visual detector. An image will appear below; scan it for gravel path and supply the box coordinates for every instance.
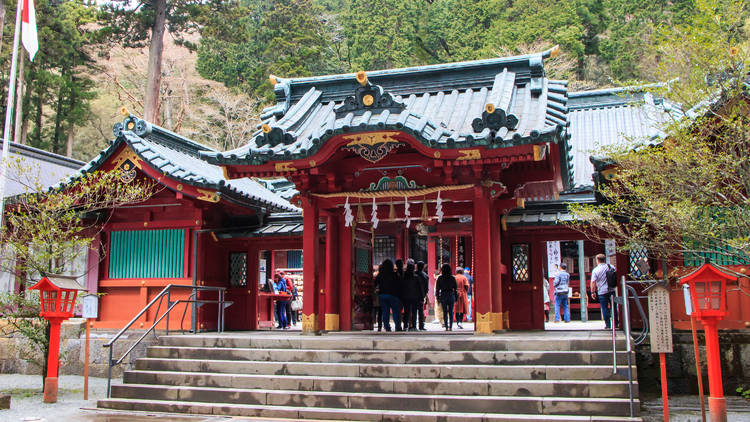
[0,374,115,422]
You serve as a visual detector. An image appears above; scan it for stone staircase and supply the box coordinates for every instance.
[98,331,641,421]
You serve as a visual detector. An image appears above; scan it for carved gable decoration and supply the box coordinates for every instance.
[341,131,405,163]
[364,176,425,192]
[334,83,406,117]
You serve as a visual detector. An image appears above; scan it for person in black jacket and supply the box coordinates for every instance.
[401,259,425,331]
[416,261,429,331]
[374,259,402,331]
[435,263,458,331]
[394,259,406,330]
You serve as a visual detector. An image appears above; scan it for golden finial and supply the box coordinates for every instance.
[356,71,368,86]
[261,123,272,133]
[269,75,279,85]
[485,103,496,114]
[362,94,374,106]
[549,45,560,58]
[120,106,129,116]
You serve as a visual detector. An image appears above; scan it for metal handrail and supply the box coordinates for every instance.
[102,284,228,398]
[615,276,652,418]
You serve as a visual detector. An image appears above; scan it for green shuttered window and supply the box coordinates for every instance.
[109,229,185,278]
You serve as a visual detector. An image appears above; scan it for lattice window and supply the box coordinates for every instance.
[629,246,649,278]
[511,244,530,283]
[229,252,247,287]
[683,238,750,267]
[356,248,371,274]
[287,250,303,269]
[373,236,395,267]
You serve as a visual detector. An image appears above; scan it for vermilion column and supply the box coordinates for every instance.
[472,187,493,334]
[301,196,320,332]
[338,223,353,330]
[703,318,727,422]
[43,317,63,403]
[325,213,339,331]
[489,200,503,330]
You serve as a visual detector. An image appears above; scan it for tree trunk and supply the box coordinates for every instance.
[13,54,24,144]
[65,77,76,157]
[34,92,42,146]
[53,80,65,154]
[0,1,7,58]
[144,0,167,124]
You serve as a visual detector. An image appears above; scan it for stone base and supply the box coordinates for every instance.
[0,393,10,409]
[302,313,318,332]
[475,312,492,334]
[43,376,58,403]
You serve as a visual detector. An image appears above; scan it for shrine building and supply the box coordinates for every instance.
[52,49,750,334]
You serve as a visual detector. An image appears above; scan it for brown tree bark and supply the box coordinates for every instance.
[143,0,167,124]
[0,1,6,58]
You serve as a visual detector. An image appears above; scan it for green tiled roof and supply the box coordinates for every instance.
[201,49,572,186]
[71,116,298,213]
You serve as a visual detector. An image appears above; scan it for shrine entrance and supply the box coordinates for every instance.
[204,50,574,333]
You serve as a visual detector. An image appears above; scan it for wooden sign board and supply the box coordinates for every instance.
[82,294,98,319]
[648,284,673,353]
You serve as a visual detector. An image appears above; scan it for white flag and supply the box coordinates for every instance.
[370,198,379,229]
[22,0,38,61]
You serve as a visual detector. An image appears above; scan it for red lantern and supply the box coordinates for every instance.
[680,261,736,422]
[29,275,85,403]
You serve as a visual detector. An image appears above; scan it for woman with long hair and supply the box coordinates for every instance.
[435,263,457,331]
[401,259,425,331]
[374,259,402,331]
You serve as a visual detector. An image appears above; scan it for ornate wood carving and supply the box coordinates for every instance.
[363,175,425,192]
[196,188,220,203]
[457,149,481,160]
[275,162,298,172]
[341,131,405,163]
[334,82,406,116]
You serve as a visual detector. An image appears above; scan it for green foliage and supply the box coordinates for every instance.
[737,386,750,400]
[0,0,101,155]
[569,0,750,262]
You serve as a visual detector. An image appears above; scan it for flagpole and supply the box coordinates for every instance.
[0,0,24,230]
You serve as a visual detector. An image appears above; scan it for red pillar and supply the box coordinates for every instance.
[489,200,503,330]
[247,247,259,331]
[338,223,353,330]
[43,318,63,403]
[703,318,727,422]
[301,196,320,332]
[325,213,340,331]
[472,187,493,333]
[427,237,437,305]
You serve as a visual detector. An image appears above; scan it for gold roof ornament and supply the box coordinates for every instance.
[549,45,560,58]
[362,94,374,106]
[120,106,129,116]
[261,123,272,133]
[485,103,496,114]
[356,70,368,86]
[269,75,279,86]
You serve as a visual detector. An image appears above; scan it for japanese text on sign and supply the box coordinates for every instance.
[648,285,673,353]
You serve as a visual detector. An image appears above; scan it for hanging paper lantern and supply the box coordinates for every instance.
[371,197,379,229]
[436,190,444,223]
[344,197,354,227]
[404,197,411,228]
[357,201,366,223]
[421,198,429,221]
[389,200,396,220]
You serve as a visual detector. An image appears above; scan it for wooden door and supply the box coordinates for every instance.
[352,229,373,330]
[503,239,544,329]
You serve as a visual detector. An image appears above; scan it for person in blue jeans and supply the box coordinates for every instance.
[374,259,402,331]
[591,254,619,329]
[553,263,571,323]
[274,272,289,329]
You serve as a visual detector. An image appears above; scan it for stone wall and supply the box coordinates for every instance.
[0,318,158,378]
[636,330,750,394]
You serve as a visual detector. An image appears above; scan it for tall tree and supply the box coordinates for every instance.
[100,0,201,123]
[570,0,750,264]
[196,0,334,100]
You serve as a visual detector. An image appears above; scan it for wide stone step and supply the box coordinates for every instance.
[135,357,634,380]
[98,398,643,421]
[109,384,639,417]
[123,370,638,397]
[159,334,627,352]
[146,345,631,365]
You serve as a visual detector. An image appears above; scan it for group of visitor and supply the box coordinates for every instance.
[374,259,471,332]
[545,253,620,329]
[273,270,299,329]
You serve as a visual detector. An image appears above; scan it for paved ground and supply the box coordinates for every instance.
[641,394,750,421]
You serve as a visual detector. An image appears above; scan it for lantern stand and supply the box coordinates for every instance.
[28,275,86,404]
[679,260,735,422]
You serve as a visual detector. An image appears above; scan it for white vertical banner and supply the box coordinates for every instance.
[605,239,616,265]
[546,241,561,278]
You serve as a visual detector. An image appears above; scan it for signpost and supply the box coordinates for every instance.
[647,284,672,422]
[81,294,98,400]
